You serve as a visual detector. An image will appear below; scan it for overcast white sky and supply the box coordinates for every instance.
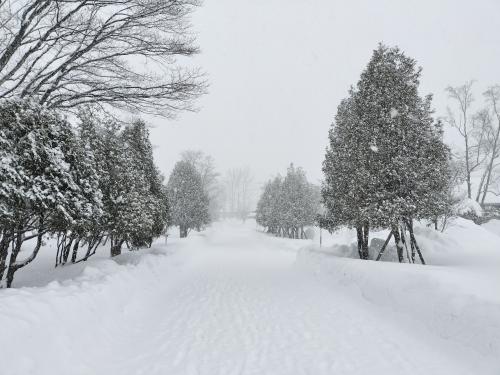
[149,0,500,187]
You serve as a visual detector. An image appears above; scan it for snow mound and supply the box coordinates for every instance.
[315,218,500,267]
[482,219,500,237]
[297,247,500,373]
[0,245,187,375]
[455,198,483,218]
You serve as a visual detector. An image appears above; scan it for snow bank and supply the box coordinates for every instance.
[311,218,500,267]
[297,218,500,373]
[455,197,483,218]
[0,242,188,375]
[483,219,500,237]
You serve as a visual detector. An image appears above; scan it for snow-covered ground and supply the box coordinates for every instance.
[0,219,499,374]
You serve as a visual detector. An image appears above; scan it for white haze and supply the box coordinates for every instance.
[149,0,500,187]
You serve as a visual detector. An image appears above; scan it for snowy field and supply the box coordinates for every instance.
[0,219,499,375]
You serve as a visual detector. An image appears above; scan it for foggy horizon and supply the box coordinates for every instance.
[149,0,500,188]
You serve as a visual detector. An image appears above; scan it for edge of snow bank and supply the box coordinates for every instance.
[296,247,500,370]
[0,244,187,375]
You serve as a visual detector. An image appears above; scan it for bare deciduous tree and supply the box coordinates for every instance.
[446,81,484,199]
[479,86,500,204]
[224,167,254,221]
[474,109,493,201]
[0,0,205,117]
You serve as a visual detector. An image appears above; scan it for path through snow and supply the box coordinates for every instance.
[0,221,497,375]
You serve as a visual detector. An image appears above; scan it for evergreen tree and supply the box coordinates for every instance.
[121,120,169,249]
[256,176,283,234]
[77,109,169,258]
[167,160,210,238]
[181,150,222,221]
[256,165,319,239]
[0,99,102,286]
[322,44,450,262]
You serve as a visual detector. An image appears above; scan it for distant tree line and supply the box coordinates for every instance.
[256,164,320,239]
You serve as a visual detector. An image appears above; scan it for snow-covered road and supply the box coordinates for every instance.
[0,221,498,375]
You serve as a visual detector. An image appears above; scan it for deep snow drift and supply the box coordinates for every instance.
[0,220,498,375]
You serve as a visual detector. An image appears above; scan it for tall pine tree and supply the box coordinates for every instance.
[322,44,450,262]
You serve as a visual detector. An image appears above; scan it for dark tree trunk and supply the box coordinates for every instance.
[392,225,404,263]
[400,225,412,263]
[5,228,44,288]
[75,235,103,263]
[0,230,12,279]
[406,219,425,265]
[361,223,369,260]
[110,238,124,257]
[179,226,188,238]
[70,239,80,263]
[376,232,393,261]
[356,226,363,259]
[5,231,22,288]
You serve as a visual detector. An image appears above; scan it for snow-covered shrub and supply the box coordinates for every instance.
[455,197,483,222]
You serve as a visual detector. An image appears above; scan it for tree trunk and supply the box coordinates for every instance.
[61,234,75,265]
[0,230,12,280]
[400,225,412,263]
[476,169,488,202]
[5,229,44,288]
[110,238,124,257]
[179,225,188,238]
[406,220,426,265]
[392,225,404,263]
[464,133,472,199]
[70,239,80,263]
[376,232,393,261]
[361,223,369,260]
[356,226,363,259]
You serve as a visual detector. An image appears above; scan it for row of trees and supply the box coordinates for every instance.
[256,164,320,239]
[321,44,451,263]
[0,101,169,287]
[0,0,205,287]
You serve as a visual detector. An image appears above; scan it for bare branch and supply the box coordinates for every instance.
[0,0,205,117]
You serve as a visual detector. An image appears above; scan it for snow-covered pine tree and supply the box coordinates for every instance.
[0,99,102,286]
[181,150,222,221]
[79,111,130,257]
[322,94,373,259]
[167,160,210,238]
[121,120,169,248]
[323,44,450,262]
[281,164,320,238]
[256,176,283,234]
[77,109,169,257]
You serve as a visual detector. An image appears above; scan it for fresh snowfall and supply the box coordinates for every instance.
[0,1,500,375]
[0,219,499,375]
